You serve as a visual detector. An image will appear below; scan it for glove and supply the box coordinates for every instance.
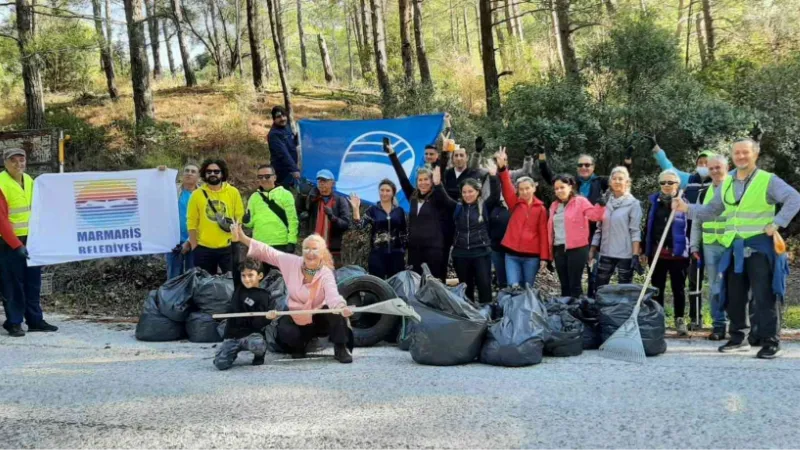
[643,133,658,148]
[632,256,645,275]
[625,145,634,160]
[323,206,334,218]
[546,261,555,273]
[525,138,538,156]
[15,245,29,259]
[750,121,764,143]
[475,136,485,153]
[596,190,609,207]
[242,210,251,224]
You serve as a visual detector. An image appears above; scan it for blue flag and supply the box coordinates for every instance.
[298,114,445,211]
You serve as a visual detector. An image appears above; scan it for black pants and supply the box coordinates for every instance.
[452,253,492,304]
[193,245,232,275]
[651,258,689,317]
[275,313,354,354]
[0,239,43,327]
[261,244,294,274]
[408,246,448,281]
[688,257,704,324]
[595,256,634,289]
[726,252,780,345]
[368,250,406,280]
[554,245,590,298]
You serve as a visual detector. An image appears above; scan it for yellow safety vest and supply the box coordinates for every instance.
[0,170,34,237]
[719,169,774,248]
[701,185,725,245]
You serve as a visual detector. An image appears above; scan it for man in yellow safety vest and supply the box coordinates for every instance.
[0,147,58,337]
[673,138,800,359]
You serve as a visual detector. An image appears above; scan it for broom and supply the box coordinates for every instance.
[599,190,684,363]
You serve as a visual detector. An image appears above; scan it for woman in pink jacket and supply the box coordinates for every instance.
[230,222,354,363]
[548,174,606,297]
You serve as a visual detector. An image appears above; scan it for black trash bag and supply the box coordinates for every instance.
[136,290,185,341]
[157,268,206,322]
[335,265,367,284]
[559,296,602,350]
[496,287,549,323]
[186,312,223,343]
[193,273,235,315]
[597,284,666,357]
[410,267,488,366]
[388,270,422,351]
[544,309,584,357]
[478,304,494,322]
[480,287,548,367]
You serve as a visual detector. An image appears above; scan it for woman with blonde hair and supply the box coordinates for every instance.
[231,223,355,363]
[590,166,644,289]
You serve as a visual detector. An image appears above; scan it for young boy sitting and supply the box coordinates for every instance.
[213,243,276,370]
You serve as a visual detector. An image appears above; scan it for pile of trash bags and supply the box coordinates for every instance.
[596,284,667,356]
[136,269,234,342]
[479,288,549,367]
[387,270,422,351]
[542,297,584,357]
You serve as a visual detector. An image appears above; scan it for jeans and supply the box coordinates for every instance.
[554,245,590,297]
[651,258,689,317]
[504,254,541,288]
[166,249,195,280]
[726,251,779,345]
[595,256,634,289]
[452,254,493,304]
[703,243,727,330]
[193,245,233,275]
[0,241,43,327]
[491,250,508,288]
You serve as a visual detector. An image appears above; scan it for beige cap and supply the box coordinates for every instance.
[3,147,25,160]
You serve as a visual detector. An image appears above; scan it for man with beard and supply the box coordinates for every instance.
[267,106,300,189]
[187,159,244,274]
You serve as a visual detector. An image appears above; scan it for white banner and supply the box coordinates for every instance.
[27,169,180,267]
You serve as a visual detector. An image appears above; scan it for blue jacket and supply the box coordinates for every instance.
[267,125,299,180]
[716,234,789,306]
[357,205,407,254]
[645,193,688,258]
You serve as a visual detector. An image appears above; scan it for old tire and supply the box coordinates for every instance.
[338,274,399,347]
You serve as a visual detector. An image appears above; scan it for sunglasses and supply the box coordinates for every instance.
[577,163,593,168]
[257,174,275,180]
[659,181,678,186]
[206,169,222,175]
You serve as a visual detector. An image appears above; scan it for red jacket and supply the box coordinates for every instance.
[547,196,605,250]
[0,189,23,249]
[498,168,551,261]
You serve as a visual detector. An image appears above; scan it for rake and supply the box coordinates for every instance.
[599,190,684,364]
[213,298,422,322]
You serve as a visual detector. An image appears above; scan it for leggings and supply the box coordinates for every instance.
[651,258,689,318]
[408,246,448,281]
[452,253,493,304]
[554,245,590,298]
[275,313,354,354]
[595,256,634,289]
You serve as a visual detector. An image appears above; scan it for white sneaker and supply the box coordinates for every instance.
[676,317,688,336]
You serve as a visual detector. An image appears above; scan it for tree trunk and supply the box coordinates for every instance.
[163,22,177,77]
[16,0,45,129]
[370,0,392,111]
[701,0,715,63]
[602,0,616,15]
[504,0,514,39]
[296,0,308,80]
[246,0,264,89]
[170,0,197,86]
[274,0,288,71]
[235,0,243,77]
[265,0,293,124]
[695,12,707,68]
[493,7,507,70]
[351,9,366,77]
[359,0,374,76]
[92,0,119,99]
[474,2,482,59]
[259,6,272,79]
[553,0,578,81]
[449,0,456,45]
[209,0,225,79]
[412,0,432,89]
[123,0,155,125]
[512,0,524,42]
[144,0,162,79]
[675,0,684,40]
[478,0,499,117]
[639,0,647,11]
[105,0,113,44]
[317,34,335,84]
[398,0,414,84]
[463,7,471,55]
[346,12,355,82]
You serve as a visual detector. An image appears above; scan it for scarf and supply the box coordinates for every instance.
[314,196,335,243]
[578,174,596,198]
[607,192,635,213]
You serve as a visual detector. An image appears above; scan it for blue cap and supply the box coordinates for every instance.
[316,169,335,181]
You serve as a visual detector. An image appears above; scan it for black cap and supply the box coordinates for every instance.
[271,106,287,119]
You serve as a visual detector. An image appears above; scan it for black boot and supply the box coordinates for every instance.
[334,344,353,364]
[27,320,58,332]
[252,354,265,366]
[4,323,25,337]
[757,344,783,359]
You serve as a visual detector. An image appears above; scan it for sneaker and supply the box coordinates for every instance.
[756,344,783,359]
[5,324,25,337]
[334,344,353,364]
[676,317,688,336]
[719,340,751,353]
[27,320,58,332]
[707,328,726,341]
[748,335,762,347]
[252,354,265,366]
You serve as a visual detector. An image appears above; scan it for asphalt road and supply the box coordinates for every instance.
[1,315,799,449]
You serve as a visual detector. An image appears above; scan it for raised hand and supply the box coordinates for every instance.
[644,133,658,150]
[382,138,394,155]
[432,166,442,185]
[475,136,486,154]
[494,146,507,169]
[750,121,764,143]
[230,220,242,242]
[349,193,361,210]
